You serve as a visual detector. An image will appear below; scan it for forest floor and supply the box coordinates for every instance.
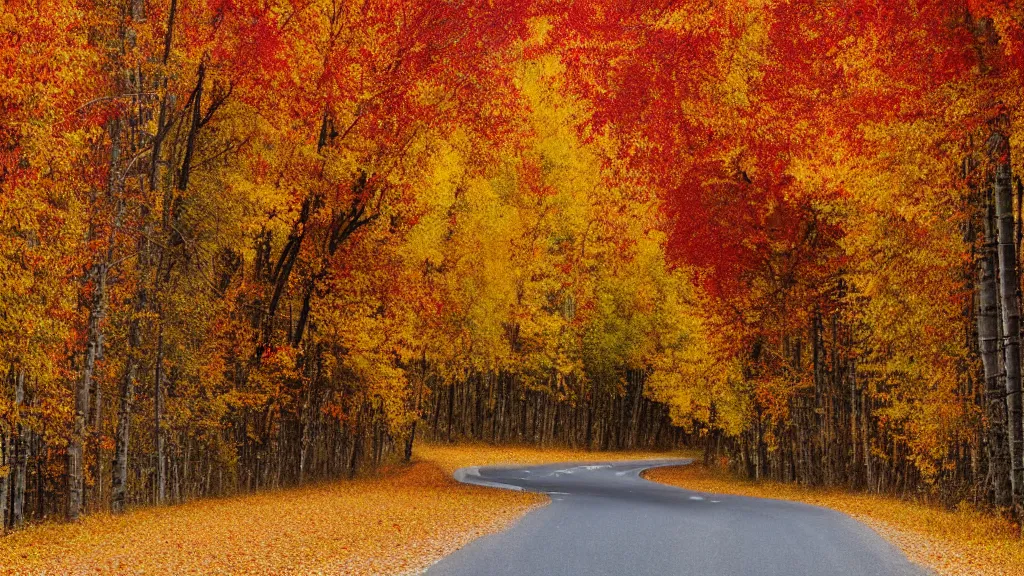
[0,443,679,575]
[645,463,1023,576]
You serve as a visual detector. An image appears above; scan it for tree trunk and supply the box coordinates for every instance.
[149,0,177,504]
[113,72,156,511]
[446,382,455,443]
[71,0,145,517]
[177,61,205,193]
[992,132,1024,510]
[861,382,874,491]
[154,326,166,505]
[630,371,644,448]
[70,261,106,521]
[12,433,27,529]
[91,360,104,508]
[149,0,177,192]
[585,392,595,450]
[979,188,1013,507]
[12,369,27,528]
[491,373,501,442]
[404,352,427,462]
[112,283,145,513]
[0,427,9,532]
[298,349,319,485]
[348,402,364,479]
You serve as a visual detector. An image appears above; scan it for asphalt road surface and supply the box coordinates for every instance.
[424,459,930,576]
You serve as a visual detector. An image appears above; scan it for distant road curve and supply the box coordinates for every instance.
[425,459,929,576]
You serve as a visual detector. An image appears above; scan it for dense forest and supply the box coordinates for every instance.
[1,0,1024,531]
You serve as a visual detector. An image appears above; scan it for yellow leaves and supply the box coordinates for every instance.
[416,442,680,474]
[526,16,554,46]
[220,390,275,411]
[649,0,720,34]
[0,443,678,576]
[715,2,767,110]
[400,141,464,267]
[371,38,694,401]
[0,463,520,575]
[635,263,751,435]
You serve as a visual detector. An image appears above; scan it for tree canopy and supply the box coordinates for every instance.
[2,0,1024,526]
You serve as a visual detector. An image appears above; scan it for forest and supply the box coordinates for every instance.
[1,0,1024,535]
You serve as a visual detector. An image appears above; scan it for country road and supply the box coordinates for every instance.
[424,459,930,576]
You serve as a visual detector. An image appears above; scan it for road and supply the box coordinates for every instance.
[424,459,930,576]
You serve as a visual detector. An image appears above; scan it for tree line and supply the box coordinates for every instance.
[0,0,702,530]
[548,0,1024,517]
[5,0,1024,534]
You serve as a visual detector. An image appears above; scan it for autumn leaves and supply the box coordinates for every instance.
[2,0,1024,541]
[0,0,696,532]
[554,0,1024,508]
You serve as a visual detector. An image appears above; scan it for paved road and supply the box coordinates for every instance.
[424,459,930,576]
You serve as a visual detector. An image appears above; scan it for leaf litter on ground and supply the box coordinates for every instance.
[0,443,679,575]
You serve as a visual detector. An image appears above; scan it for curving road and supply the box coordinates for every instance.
[424,459,930,576]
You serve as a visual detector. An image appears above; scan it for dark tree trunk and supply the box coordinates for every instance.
[0,425,8,532]
[991,131,1024,510]
[12,369,27,528]
[154,326,166,505]
[112,243,148,514]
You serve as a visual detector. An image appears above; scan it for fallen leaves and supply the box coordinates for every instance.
[0,443,677,575]
[645,463,1024,576]
[413,443,678,475]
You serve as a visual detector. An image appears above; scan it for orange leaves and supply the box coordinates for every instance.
[0,459,530,575]
[0,0,1018,543]
[547,0,1004,501]
[0,443,677,575]
[416,442,678,475]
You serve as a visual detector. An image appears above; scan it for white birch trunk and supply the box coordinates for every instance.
[992,131,1024,509]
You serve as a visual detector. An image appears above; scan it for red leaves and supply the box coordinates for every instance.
[206,0,286,88]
